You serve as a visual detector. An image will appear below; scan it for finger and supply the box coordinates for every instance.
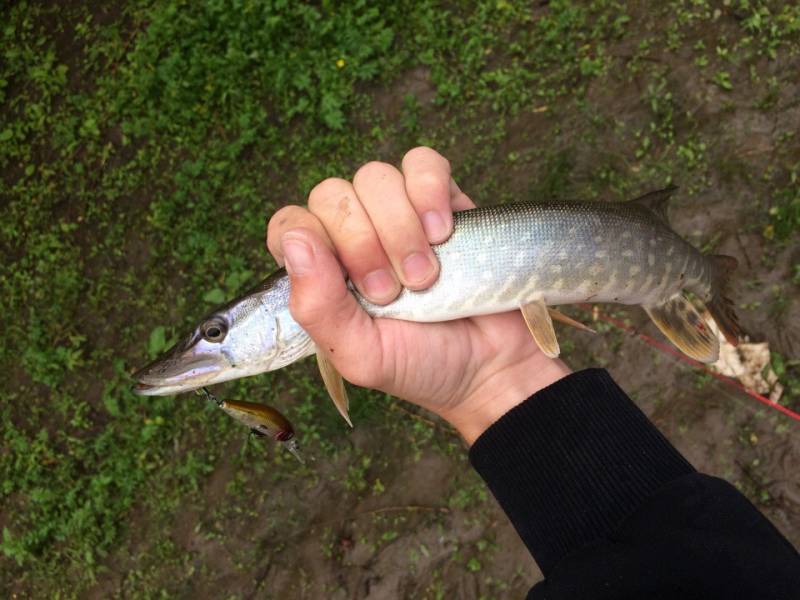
[449,177,476,211]
[352,161,439,290]
[281,227,384,389]
[401,147,455,243]
[307,177,401,304]
[266,205,331,267]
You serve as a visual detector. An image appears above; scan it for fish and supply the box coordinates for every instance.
[133,186,743,425]
[199,387,304,463]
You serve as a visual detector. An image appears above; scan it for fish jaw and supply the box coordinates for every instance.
[132,339,232,396]
[132,351,276,396]
[133,380,200,396]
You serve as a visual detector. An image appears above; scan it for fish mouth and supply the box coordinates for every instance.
[132,350,228,396]
[132,381,177,395]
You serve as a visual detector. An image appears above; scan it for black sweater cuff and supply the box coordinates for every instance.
[469,368,695,574]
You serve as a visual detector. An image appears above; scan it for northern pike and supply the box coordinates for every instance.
[133,187,742,425]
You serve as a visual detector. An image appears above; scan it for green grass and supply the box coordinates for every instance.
[2,0,799,596]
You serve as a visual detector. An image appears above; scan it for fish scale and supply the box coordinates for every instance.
[358,201,710,321]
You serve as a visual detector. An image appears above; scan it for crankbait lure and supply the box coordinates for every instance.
[197,387,304,463]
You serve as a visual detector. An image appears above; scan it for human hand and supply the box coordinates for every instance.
[266,147,570,444]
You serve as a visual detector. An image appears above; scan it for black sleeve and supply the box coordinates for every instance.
[469,368,800,600]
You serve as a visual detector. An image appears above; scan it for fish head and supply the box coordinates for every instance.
[132,311,240,396]
[133,270,312,396]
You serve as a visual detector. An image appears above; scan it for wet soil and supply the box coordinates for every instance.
[107,59,800,596]
[8,3,799,598]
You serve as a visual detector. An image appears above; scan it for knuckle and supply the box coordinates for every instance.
[268,205,303,232]
[402,146,425,164]
[267,206,301,253]
[403,146,450,171]
[353,160,394,187]
[409,169,449,200]
[308,177,352,209]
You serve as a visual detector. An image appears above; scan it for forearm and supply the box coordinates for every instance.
[469,369,800,598]
[469,368,695,572]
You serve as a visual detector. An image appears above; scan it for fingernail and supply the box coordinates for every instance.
[362,269,396,302]
[282,235,314,275]
[402,252,435,284]
[421,210,449,243]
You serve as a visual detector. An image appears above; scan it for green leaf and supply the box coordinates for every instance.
[147,326,166,358]
[202,288,226,304]
[320,91,345,129]
[102,393,120,417]
[713,71,733,91]
[467,557,482,572]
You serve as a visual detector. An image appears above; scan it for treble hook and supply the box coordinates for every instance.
[196,386,223,407]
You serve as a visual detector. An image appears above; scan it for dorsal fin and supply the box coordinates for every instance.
[629,185,677,224]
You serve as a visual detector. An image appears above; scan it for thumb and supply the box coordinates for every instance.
[281,228,384,388]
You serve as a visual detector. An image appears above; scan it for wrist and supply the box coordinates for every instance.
[440,354,571,445]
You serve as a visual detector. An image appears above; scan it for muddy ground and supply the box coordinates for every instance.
[3,2,799,598]
[195,37,800,600]
[107,50,800,600]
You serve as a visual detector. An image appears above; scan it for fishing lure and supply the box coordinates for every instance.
[198,387,304,463]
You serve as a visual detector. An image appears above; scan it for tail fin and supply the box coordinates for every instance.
[645,294,719,363]
[707,255,743,346]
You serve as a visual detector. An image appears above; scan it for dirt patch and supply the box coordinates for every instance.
[123,32,800,600]
[169,429,540,599]
[6,3,800,598]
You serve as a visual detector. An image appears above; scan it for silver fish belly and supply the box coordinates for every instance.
[358,202,710,321]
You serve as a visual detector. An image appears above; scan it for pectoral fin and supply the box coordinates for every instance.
[547,307,597,334]
[520,299,560,358]
[644,295,719,363]
[316,352,353,427]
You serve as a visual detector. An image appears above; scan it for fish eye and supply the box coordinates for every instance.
[202,318,227,343]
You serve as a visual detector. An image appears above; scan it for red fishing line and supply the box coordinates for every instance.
[577,304,800,423]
